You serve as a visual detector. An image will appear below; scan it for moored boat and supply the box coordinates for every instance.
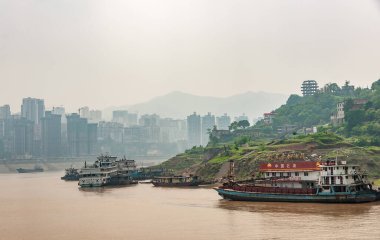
[78,155,138,187]
[215,160,378,203]
[152,175,201,187]
[61,167,80,181]
[16,166,44,173]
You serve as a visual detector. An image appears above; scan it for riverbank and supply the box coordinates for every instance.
[0,157,168,174]
[158,138,380,182]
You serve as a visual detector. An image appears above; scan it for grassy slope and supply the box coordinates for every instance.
[158,133,380,182]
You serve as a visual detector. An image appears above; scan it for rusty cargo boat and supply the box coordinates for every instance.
[152,175,201,187]
[215,160,378,203]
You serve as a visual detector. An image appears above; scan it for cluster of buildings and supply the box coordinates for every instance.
[0,98,252,160]
[0,99,98,159]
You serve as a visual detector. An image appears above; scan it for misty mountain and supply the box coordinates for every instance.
[103,91,288,120]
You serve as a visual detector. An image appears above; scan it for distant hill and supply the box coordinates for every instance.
[103,91,287,120]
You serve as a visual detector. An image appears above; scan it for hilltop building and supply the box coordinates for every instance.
[301,80,319,96]
[331,99,368,126]
[263,111,276,125]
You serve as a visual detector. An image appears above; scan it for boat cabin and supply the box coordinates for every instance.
[259,161,321,189]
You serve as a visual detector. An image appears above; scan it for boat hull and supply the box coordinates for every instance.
[215,188,377,203]
[79,176,137,187]
[16,168,44,173]
[152,181,200,187]
[61,175,80,181]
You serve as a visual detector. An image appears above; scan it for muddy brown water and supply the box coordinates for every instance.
[0,172,379,240]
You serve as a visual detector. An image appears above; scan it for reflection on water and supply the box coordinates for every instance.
[217,200,378,217]
[78,184,138,195]
[0,172,380,240]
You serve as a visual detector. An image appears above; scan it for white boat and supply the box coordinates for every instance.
[78,155,138,187]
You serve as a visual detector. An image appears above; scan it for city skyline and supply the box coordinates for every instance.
[1,0,379,112]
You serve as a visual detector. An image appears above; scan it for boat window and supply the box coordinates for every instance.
[295,172,299,176]
[288,172,292,177]
[272,172,276,177]
[266,173,270,176]
[334,186,345,192]
[280,173,283,177]
[304,172,308,176]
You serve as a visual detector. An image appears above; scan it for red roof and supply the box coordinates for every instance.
[259,161,321,172]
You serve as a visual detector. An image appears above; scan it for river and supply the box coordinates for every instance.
[0,172,379,240]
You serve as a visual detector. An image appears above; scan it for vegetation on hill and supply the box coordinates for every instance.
[158,132,380,182]
[158,79,380,184]
[339,79,380,146]
[255,80,373,131]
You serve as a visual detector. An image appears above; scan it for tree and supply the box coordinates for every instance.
[237,120,250,129]
[371,79,380,90]
[345,109,365,133]
[323,83,341,94]
[228,121,239,131]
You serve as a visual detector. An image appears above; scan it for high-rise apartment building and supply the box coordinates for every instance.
[187,112,201,148]
[112,110,138,126]
[12,117,34,158]
[0,105,11,120]
[21,98,45,156]
[21,98,45,124]
[67,113,89,156]
[201,112,215,146]
[216,113,231,130]
[79,106,90,119]
[89,110,102,122]
[235,114,249,123]
[87,123,98,155]
[41,111,62,157]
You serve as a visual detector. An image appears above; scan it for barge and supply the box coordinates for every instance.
[17,166,44,173]
[215,160,378,203]
[152,175,201,187]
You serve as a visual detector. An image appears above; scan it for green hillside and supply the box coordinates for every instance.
[158,79,380,184]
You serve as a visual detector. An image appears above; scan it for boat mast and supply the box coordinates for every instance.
[228,160,235,182]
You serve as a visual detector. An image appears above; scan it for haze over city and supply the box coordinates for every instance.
[1,0,379,112]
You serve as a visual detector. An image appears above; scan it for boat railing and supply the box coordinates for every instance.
[222,185,316,195]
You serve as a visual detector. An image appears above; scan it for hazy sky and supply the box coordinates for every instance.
[1,0,379,112]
